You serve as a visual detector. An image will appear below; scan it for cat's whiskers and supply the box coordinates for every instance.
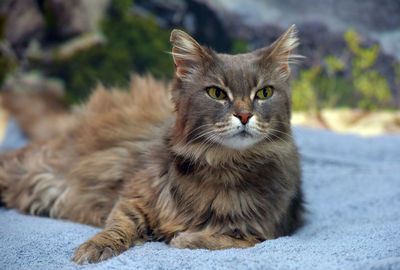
[251,123,292,147]
[268,128,294,140]
[267,119,289,125]
[173,123,214,146]
[198,133,219,153]
[172,124,216,165]
[181,124,238,162]
[179,134,217,170]
[268,120,295,139]
[266,119,293,129]
[263,134,275,145]
[255,119,294,141]
[254,126,268,135]
[174,122,229,148]
[216,125,246,137]
[179,134,218,163]
[173,125,232,162]
[187,126,231,145]
[215,122,229,128]
[173,129,214,160]
[264,130,291,147]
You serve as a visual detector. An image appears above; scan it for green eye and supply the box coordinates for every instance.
[207,87,227,100]
[256,86,274,99]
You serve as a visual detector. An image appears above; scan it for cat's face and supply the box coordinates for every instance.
[170,26,300,151]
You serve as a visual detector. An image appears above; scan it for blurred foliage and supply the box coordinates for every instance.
[230,39,249,54]
[324,55,346,75]
[394,61,400,108]
[345,29,391,110]
[1,1,396,111]
[292,29,392,111]
[292,67,319,111]
[0,53,17,85]
[0,15,16,85]
[38,0,173,103]
[0,15,5,40]
[394,61,400,86]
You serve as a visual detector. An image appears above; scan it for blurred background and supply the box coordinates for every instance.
[1,0,400,141]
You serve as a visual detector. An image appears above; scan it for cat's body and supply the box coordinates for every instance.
[0,26,303,264]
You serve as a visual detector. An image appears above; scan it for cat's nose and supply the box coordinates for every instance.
[234,113,253,125]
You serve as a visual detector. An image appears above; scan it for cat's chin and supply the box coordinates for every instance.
[219,132,261,150]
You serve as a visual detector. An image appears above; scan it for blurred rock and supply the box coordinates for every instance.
[185,0,232,52]
[27,32,105,63]
[1,72,64,97]
[216,0,400,35]
[0,0,110,59]
[1,0,399,110]
[134,0,232,52]
[0,0,45,53]
[47,0,110,39]
[276,0,400,32]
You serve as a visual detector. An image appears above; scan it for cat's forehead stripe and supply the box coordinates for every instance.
[215,77,234,100]
[250,80,264,101]
[224,59,255,98]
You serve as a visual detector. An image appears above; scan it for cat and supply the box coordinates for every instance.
[0,25,303,264]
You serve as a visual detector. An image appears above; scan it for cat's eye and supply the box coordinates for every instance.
[207,87,227,100]
[255,86,274,100]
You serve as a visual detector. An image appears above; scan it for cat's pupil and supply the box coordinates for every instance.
[215,89,221,97]
[263,88,268,96]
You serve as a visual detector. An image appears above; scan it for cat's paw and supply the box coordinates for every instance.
[71,239,118,264]
[170,232,199,249]
[170,231,256,250]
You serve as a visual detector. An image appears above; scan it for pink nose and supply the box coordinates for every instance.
[234,113,253,125]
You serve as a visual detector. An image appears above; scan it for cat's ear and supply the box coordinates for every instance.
[170,29,209,78]
[257,24,302,79]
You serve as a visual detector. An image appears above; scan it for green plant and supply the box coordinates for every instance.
[292,67,320,111]
[344,29,391,110]
[0,15,17,84]
[324,55,346,75]
[230,39,248,54]
[292,58,353,111]
[292,29,392,111]
[0,53,17,85]
[0,15,6,40]
[392,61,400,108]
[394,61,400,86]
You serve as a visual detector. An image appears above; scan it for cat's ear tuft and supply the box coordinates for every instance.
[258,24,302,79]
[170,29,208,78]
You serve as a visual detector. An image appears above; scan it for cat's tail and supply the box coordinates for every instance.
[0,138,69,215]
[0,84,75,205]
[0,151,12,205]
[1,86,75,142]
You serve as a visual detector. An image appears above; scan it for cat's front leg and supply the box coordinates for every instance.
[72,199,147,264]
[170,231,258,250]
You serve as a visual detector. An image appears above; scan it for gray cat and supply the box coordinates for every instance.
[0,25,303,264]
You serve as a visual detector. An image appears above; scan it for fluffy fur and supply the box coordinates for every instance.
[0,26,303,264]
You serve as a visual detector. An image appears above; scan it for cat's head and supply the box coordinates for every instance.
[170,25,301,152]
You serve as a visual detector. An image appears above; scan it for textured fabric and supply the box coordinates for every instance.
[0,122,399,270]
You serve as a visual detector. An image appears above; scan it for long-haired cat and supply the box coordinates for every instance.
[0,25,303,264]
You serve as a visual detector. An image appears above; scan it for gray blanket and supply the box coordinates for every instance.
[1,120,399,270]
